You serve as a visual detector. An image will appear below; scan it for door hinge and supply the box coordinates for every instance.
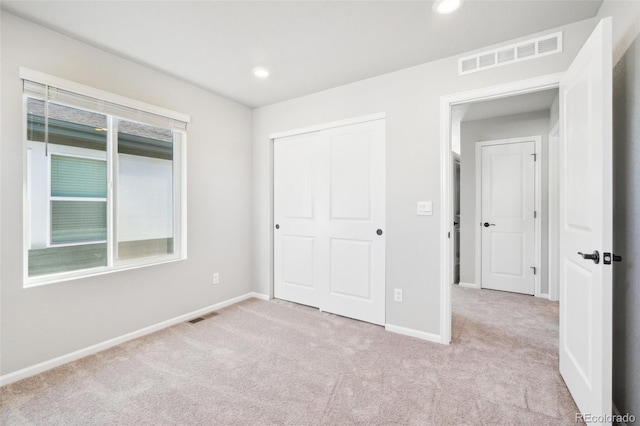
[530,266,536,275]
[448,231,451,239]
[534,210,537,218]
[530,153,537,161]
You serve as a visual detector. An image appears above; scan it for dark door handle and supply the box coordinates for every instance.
[578,250,600,264]
[453,222,459,226]
[603,252,622,264]
[483,222,495,228]
[275,224,280,230]
[376,229,383,236]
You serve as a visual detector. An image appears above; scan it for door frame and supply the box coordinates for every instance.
[548,122,560,302]
[451,152,460,285]
[439,73,562,344]
[475,136,542,296]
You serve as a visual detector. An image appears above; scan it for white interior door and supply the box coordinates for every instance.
[320,120,386,325]
[274,119,386,325]
[274,133,320,307]
[481,141,536,295]
[559,18,612,421]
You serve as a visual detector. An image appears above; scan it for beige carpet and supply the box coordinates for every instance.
[1,285,579,425]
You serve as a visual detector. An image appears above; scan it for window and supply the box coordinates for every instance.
[23,69,189,285]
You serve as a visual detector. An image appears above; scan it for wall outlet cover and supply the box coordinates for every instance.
[394,288,403,302]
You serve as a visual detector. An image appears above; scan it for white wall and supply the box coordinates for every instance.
[253,18,598,335]
[458,110,551,294]
[0,13,254,375]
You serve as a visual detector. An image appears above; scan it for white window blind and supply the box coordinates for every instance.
[21,69,189,131]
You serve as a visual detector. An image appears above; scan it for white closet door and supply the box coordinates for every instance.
[319,120,386,325]
[273,133,321,307]
[273,119,386,325]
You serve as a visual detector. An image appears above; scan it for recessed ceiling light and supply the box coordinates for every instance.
[252,67,270,79]
[433,0,462,14]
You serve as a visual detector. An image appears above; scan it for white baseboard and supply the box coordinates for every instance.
[537,292,550,300]
[458,281,480,289]
[0,292,267,387]
[249,292,270,301]
[385,323,442,344]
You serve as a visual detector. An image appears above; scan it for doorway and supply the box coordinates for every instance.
[451,89,557,299]
[439,74,563,345]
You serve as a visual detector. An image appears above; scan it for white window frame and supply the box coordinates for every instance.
[22,68,189,287]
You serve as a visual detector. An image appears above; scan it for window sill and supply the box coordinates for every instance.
[24,255,186,288]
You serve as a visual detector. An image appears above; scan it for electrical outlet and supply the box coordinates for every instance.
[213,273,220,284]
[394,288,403,302]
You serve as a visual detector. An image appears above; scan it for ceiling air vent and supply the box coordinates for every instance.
[517,43,536,59]
[458,31,562,75]
[478,53,496,68]
[497,48,515,64]
[460,57,478,73]
[538,36,559,54]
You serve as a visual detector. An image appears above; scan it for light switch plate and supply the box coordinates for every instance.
[417,201,433,216]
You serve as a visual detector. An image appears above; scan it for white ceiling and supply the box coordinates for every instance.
[2,1,603,108]
[458,88,559,122]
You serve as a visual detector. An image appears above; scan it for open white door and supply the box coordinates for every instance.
[559,17,612,422]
